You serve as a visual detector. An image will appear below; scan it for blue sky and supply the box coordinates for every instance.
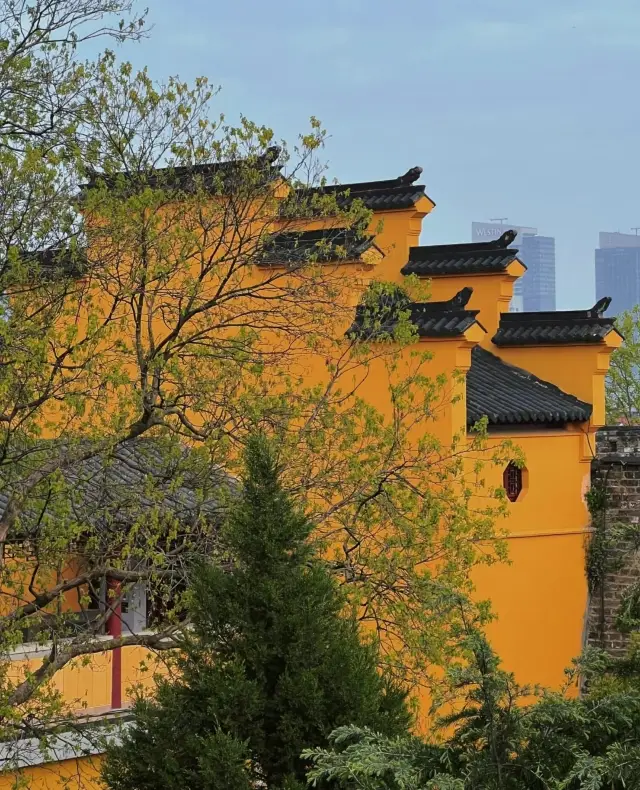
[119,0,640,309]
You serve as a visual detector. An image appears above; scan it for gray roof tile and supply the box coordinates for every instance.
[1,438,229,532]
[408,303,479,337]
[347,288,481,340]
[83,149,283,195]
[292,168,429,212]
[258,228,375,267]
[401,230,523,277]
[493,298,616,346]
[467,347,592,427]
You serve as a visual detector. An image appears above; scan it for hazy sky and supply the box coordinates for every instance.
[119,0,640,309]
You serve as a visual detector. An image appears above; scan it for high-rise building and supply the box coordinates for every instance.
[471,221,556,312]
[519,234,556,312]
[595,232,640,314]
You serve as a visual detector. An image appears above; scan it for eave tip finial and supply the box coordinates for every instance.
[488,229,518,249]
[449,286,473,308]
[398,166,423,185]
[591,296,612,317]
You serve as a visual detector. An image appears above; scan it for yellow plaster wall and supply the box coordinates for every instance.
[0,189,613,788]
[474,531,588,689]
[0,756,103,790]
[427,266,524,341]
[7,644,163,715]
[472,430,592,688]
[351,203,605,692]
[367,202,433,285]
[6,199,603,699]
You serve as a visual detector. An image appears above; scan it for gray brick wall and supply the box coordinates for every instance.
[587,427,640,655]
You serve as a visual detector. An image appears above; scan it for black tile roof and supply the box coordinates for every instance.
[83,147,283,195]
[492,297,616,346]
[409,303,479,338]
[2,438,229,535]
[258,228,376,267]
[292,166,429,212]
[401,230,524,277]
[18,248,87,279]
[86,160,428,212]
[347,287,481,340]
[467,347,592,427]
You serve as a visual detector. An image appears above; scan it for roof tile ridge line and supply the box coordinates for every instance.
[478,347,592,408]
[409,300,480,313]
[400,253,528,275]
[267,230,377,247]
[498,297,616,324]
[271,226,365,236]
[408,241,520,255]
[303,180,427,193]
[499,311,615,322]
[491,322,616,343]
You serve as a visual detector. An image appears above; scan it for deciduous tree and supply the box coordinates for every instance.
[0,4,510,767]
[606,306,640,424]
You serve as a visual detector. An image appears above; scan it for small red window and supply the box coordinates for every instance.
[503,462,523,502]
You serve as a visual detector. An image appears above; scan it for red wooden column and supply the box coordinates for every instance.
[106,577,122,709]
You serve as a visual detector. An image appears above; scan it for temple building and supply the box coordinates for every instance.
[0,163,622,788]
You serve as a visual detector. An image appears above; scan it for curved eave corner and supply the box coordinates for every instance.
[413,193,436,216]
[604,327,624,349]
[505,258,527,277]
[462,322,486,345]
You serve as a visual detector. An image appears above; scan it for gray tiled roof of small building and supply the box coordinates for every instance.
[492,297,616,346]
[401,229,525,277]
[293,166,430,212]
[0,438,230,528]
[258,228,376,266]
[15,248,87,279]
[347,287,481,340]
[83,147,283,194]
[467,347,592,427]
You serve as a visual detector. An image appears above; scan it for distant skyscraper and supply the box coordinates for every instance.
[595,232,640,314]
[471,222,556,312]
[519,234,556,312]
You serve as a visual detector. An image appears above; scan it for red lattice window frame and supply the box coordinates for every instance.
[503,462,523,502]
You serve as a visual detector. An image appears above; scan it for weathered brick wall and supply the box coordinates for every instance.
[587,427,640,655]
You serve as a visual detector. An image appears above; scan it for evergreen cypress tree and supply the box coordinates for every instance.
[103,433,411,790]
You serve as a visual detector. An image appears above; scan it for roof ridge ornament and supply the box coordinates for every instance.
[448,286,473,308]
[487,229,518,249]
[260,145,282,165]
[397,166,423,185]
[590,296,612,317]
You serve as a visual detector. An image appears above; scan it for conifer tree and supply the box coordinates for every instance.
[103,433,411,790]
[305,631,640,790]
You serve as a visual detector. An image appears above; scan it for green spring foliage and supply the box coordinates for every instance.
[102,434,412,790]
[306,634,640,790]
